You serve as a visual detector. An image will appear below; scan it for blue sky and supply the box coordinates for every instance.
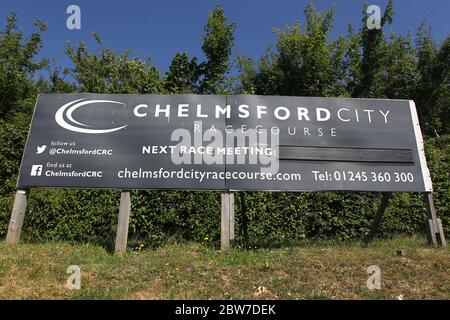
[1,0,449,78]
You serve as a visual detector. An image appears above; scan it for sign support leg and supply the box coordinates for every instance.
[114,190,131,253]
[424,192,446,247]
[6,189,29,245]
[221,192,234,251]
[364,192,391,246]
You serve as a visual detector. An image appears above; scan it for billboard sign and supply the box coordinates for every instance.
[17,94,432,192]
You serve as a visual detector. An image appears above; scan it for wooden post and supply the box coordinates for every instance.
[424,192,446,247]
[114,190,131,253]
[364,192,391,246]
[6,189,29,245]
[230,193,235,241]
[238,191,249,248]
[221,192,234,250]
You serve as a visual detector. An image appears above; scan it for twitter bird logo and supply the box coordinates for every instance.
[36,145,47,154]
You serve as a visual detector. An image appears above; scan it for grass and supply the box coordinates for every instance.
[0,235,448,300]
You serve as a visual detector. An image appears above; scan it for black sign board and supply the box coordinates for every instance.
[17,94,432,192]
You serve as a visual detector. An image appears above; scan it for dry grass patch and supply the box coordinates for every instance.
[0,236,448,300]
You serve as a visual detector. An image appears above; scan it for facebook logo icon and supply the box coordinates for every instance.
[30,165,43,176]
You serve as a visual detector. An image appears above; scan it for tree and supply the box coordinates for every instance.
[238,3,342,97]
[351,0,393,98]
[433,36,450,134]
[35,65,77,94]
[0,13,47,118]
[377,32,417,99]
[413,23,449,135]
[165,52,200,93]
[65,34,162,94]
[237,48,280,95]
[199,6,236,94]
[274,3,337,96]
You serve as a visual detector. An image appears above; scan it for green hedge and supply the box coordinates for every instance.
[1,112,449,248]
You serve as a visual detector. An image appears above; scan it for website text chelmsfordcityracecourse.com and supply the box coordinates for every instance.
[117,167,301,182]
